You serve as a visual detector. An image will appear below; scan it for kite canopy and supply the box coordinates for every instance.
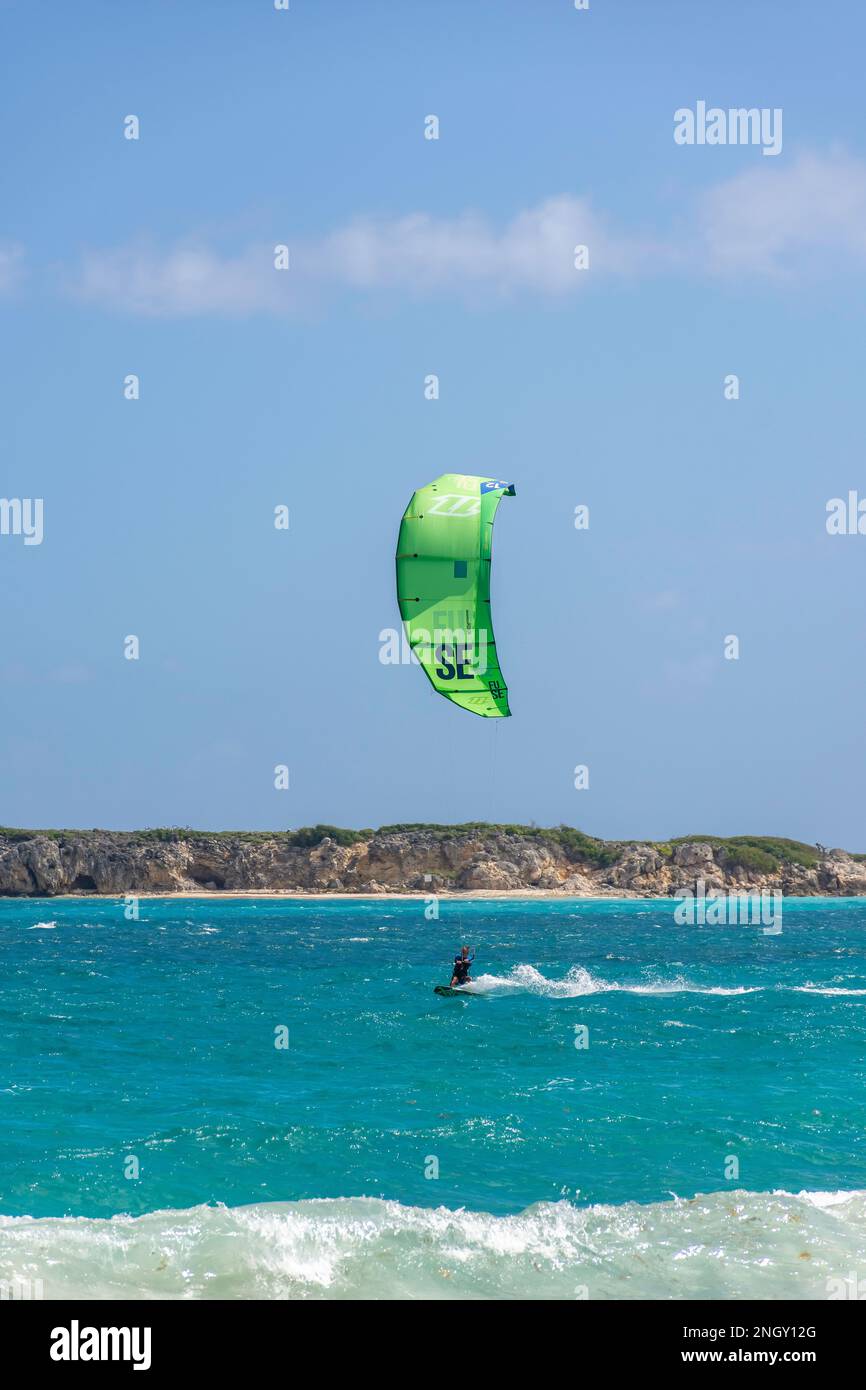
[395,473,515,718]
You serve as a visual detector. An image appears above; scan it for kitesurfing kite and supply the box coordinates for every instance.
[396,473,515,717]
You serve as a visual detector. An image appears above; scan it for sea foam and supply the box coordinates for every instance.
[1,1189,863,1301]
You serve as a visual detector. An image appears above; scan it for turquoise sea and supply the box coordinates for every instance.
[2,896,866,1299]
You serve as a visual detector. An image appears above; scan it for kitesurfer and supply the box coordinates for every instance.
[450,945,475,988]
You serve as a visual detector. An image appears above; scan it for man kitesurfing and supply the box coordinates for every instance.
[450,945,475,988]
[433,943,479,998]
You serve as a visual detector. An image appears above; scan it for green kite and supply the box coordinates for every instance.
[395,473,516,717]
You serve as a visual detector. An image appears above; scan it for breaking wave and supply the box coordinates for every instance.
[1,1189,864,1300]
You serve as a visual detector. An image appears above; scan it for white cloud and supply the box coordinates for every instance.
[315,195,644,293]
[698,150,866,275]
[72,196,650,317]
[64,150,866,316]
[75,242,290,317]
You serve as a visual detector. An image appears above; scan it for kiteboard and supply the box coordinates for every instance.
[434,984,475,997]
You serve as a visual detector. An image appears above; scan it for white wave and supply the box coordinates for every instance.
[467,965,605,997]
[794,986,866,997]
[466,965,761,999]
[627,980,761,997]
[27,921,57,930]
[1,1189,864,1301]
[795,1189,861,1209]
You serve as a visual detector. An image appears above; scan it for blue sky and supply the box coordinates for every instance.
[2,0,865,845]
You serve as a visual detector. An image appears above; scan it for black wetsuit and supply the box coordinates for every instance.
[452,954,474,984]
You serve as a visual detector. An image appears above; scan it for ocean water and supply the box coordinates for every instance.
[2,895,866,1299]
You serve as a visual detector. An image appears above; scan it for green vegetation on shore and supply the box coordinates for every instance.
[667,835,820,873]
[376,822,621,867]
[0,823,844,868]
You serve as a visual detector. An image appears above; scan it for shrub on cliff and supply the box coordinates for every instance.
[668,835,819,872]
[287,825,372,848]
[373,822,621,868]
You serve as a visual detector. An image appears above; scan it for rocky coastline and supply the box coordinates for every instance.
[1,825,864,898]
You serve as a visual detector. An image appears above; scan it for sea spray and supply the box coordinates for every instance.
[2,1191,864,1301]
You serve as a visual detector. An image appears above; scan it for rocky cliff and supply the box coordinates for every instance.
[1,825,864,897]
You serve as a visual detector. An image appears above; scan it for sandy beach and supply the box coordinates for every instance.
[32,887,647,902]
